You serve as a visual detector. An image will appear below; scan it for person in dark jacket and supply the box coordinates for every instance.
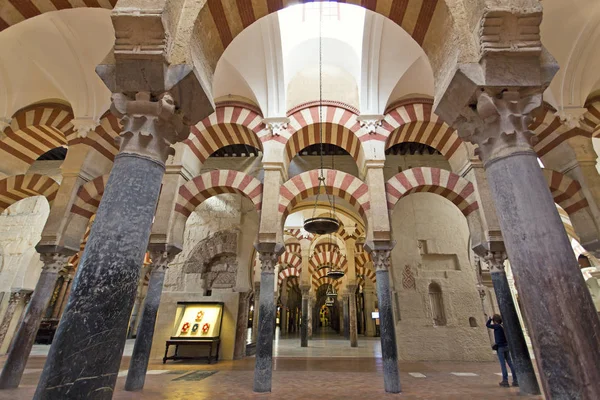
[486,314,518,387]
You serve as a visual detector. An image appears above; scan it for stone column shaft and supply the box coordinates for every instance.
[371,250,401,393]
[254,250,280,393]
[460,90,600,399]
[252,282,260,343]
[307,297,314,339]
[342,294,350,340]
[486,253,540,395]
[233,291,251,360]
[348,287,358,348]
[0,254,69,389]
[125,252,172,391]
[51,275,71,320]
[300,285,310,347]
[34,92,188,400]
[0,292,22,348]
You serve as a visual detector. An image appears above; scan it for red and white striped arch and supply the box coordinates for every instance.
[283,104,364,165]
[278,251,302,270]
[542,169,589,215]
[355,252,372,269]
[386,167,478,216]
[0,174,59,211]
[312,277,341,291]
[279,169,370,222]
[70,175,109,220]
[184,106,265,165]
[313,242,340,256]
[528,104,586,158]
[382,100,463,159]
[310,251,348,276]
[175,170,262,218]
[278,267,301,287]
[356,264,377,285]
[1,104,74,167]
[284,228,313,241]
[0,1,116,31]
[70,112,121,162]
[285,242,301,254]
[583,100,600,136]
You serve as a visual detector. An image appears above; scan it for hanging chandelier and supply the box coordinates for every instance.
[303,3,339,236]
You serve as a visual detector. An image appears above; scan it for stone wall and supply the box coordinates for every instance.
[390,192,493,361]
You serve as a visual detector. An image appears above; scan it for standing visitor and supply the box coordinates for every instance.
[486,314,519,388]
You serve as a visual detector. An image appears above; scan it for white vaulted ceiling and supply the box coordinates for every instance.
[0,8,113,120]
[212,2,434,117]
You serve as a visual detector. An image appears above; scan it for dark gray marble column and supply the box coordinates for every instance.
[342,294,350,340]
[348,285,358,348]
[485,252,540,395]
[252,282,260,343]
[233,291,251,360]
[462,90,600,399]
[0,254,69,389]
[253,250,280,393]
[0,291,23,348]
[34,92,188,400]
[125,251,173,391]
[371,250,401,393]
[300,285,309,347]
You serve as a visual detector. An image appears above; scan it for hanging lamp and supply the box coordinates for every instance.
[325,233,345,279]
[303,3,339,236]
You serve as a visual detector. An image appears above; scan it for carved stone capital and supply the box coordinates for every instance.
[484,251,508,274]
[300,284,311,297]
[71,118,100,138]
[111,92,188,163]
[149,250,174,272]
[8,290,28,304]
[555,108,590,130]
[455,89,541,165]
[358,115,384,134]
[263,117,289,137]
[371,250,392,272]
[258,252,279,274]
[40,253,70,274]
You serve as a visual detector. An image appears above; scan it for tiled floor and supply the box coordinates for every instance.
[0,329,543,399]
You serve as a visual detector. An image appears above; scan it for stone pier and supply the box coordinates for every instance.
[300,285,310,347]
[348,285,358,348]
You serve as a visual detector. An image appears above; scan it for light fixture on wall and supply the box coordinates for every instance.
[303,2,339,236]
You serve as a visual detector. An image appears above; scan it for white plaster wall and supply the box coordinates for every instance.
[390,192,493,361]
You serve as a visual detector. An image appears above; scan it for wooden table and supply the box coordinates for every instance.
[163,339,220,364]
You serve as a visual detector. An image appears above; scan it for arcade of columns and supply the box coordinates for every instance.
[0,1,599,399]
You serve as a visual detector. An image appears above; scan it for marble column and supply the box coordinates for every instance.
[34,92,188,400]
[280,307,287,334]
[307,295,314,339]
[254,250,280,393]
[0,254,69,389]
[125,251,173,391]
[233,291,251,360]
[252,282,260,343]
[128,266,149,338]
[8,291,33,353]
[485,252,540,395]
[348,285,358,347]
[51,271,72,320]
[371,249,401,393]
[342,294,350,340]
[459,90,600,399]
[0,291,26,348]
[300,285,310,347]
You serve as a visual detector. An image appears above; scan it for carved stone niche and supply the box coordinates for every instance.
[183,230,240,292]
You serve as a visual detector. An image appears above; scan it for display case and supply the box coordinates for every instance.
[170,302,224,340]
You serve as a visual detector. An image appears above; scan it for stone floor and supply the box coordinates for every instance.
[0,329,543,399]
